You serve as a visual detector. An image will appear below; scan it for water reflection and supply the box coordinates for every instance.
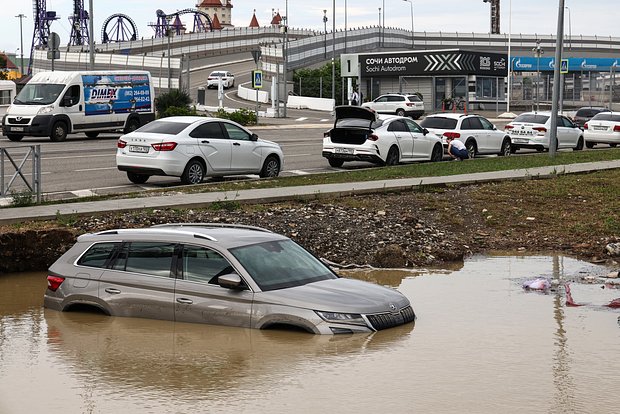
[1,256,619,414]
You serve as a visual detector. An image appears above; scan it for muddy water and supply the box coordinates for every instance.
[1,255,619,414]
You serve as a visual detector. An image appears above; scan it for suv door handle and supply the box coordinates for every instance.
[176,298,193,304]
[233,142,241,146]
[201,140,210,144]
[105,288,121,294]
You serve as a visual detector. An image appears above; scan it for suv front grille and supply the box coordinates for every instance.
[367,305,416,331]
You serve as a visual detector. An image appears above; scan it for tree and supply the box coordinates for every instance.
[292,60,344,105]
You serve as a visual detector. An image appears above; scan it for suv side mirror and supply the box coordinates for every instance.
[218,273,245,290]
[422,128,429,135]
[250,133,259,141]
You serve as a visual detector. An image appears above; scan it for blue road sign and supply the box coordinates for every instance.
[560,59,569,74]
[252,70,263,89]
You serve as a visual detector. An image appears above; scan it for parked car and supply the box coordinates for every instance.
[361,93,425,119]
[583,111,620,148]
[322,106,444,168]
[116,116,283,185]
[504,112,584,152]
[419,113,512,158]
[207,71,235,89]
[572,107,610,129]
[43,223,416,335]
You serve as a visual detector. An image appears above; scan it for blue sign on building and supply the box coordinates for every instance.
[511,57,620,72]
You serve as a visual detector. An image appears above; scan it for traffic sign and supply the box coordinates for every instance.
[251,50,262,64]
[252,70,263,89]
[560,59,569,74]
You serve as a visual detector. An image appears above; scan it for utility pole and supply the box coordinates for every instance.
[88,0,94,70]
[549,0,566,158]
[15,13,26,75]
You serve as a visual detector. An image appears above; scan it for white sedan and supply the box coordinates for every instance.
[505,112,584,152]
[207,71,235,89]
[117,116,283,185]
[322,106,444,168]
[584,111,620,148]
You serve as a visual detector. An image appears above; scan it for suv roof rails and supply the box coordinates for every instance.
[92,228,218,241]
[151,223,273,233]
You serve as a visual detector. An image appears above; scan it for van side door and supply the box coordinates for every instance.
[60,85,84,132]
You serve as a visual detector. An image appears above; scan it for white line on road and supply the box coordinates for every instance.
[287,170,311,175]
[71,189,96,197]
[44,154,113,161]
[296,117,308,121]
[74,167,118,172]
[283,153,313,157]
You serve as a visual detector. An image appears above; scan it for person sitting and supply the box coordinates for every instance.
[446,136,469,161]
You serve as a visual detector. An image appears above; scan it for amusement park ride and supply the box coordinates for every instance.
[28,0,214,73]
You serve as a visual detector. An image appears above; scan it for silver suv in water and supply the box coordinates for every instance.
[44,224,415,334]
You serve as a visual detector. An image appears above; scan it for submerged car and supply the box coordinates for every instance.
[504,112,584,152]
[116,116,283,184]
[322,106,444,168]
[44,224,416,335]
[583,111,620,148]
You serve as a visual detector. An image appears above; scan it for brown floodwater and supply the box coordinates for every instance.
[1,255,619,414]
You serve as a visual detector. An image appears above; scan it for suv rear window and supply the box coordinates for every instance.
[513,114,550,124]
[77,242,119,268]
[407,95,422,102]
[136,121,190,135]
[591,113,620,122]
[420,117,458,129]
[576,108,605,117]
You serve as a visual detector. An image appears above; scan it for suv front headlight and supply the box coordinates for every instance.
[315,311,366,326]
[37,105,55,115]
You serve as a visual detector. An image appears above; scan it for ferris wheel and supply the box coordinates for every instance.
[101,13,139,43]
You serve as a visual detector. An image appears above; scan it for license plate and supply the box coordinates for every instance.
[593,126,608,130]
[129,145,149,153]
[513,138,527,143]
[11,127,24,132]
[335,147,353,154]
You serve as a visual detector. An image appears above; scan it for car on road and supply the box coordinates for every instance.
[583,111,620,148]
[207,71,235,89]
[116,116,283,185]
[572,106,610,129]
[43,223,416,335]
[361,93,425,119]
[504,112,584,153]
[322,106,444,168]
[419,113,512,158]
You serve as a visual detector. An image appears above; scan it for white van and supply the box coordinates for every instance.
[0,80,17,119]
[1,71,155,142]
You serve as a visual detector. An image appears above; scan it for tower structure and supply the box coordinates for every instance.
[483,0,500,34]
[30,0,59,73]
[68,0,90,46]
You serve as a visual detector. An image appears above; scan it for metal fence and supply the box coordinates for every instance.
[1,145,42,204]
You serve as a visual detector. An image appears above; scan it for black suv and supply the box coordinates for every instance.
[573,107,610,129]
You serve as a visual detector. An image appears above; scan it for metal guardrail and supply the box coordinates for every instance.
[1,145,42,204]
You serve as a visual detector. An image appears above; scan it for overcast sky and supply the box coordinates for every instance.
[2,0,618,59]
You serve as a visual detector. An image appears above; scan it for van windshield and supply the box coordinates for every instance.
[14,83,65,105]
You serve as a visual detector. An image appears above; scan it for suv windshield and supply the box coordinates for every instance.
[420,117,458,129]
[14,83,65,105]
[513,114,550,124]
[576,108,606,117]
[230,239,337,291]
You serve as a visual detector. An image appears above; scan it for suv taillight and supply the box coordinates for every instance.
[47,275,65,292]
[443,132,461,139]
[583,123,589,130]
[406,102,414,106]
[117,139,127,148]
[152,142,178,151]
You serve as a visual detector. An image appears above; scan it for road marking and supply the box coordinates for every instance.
[296,117,308,121]
[284,153,313,157]
[287,170,311,175]
[320,119,331,122]
[44,154,113,161]
[74,167,118,172]
[71,189,96,197]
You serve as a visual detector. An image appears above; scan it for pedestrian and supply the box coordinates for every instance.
[351,89,359,106]
[446,135,469,161]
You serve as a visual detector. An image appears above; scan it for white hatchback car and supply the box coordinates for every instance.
[504,112,584,152]
[583,111,620,148]
[419,113,512,158]
[361,93,425,119]
[207,71,235,89]
[322,106,444,168]
[116,116,283,184]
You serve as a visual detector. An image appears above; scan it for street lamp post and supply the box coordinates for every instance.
[378,7,381,35]
[323,10,328,58]
[88,0,95,70]
[565,6,571,51]
[344,0,347,53]
[403,0,414,49]
[382,0,385,47]
[283,0,288,118]
[332,0,335,101]
[15,13,26,76]
[533,39,544,112]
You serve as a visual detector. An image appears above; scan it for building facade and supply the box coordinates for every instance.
[196,0,233,27]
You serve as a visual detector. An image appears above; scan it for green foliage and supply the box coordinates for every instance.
[213,108,257,126]
[209,200,241,211]
[159,105,198,118]
[155,89,192,116]
[10,190,34,207]
[292,60,345,105]
[55,210,78,227]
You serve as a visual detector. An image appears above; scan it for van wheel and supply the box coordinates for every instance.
[6,134,24,142]
[259,155,281,178]
[385,146,400,166]
[465,140,477,159]
[181,159,205,184]
[124,118,140,134]
[50,121,68,142]
[85,132,99,138]
[328,158,345,168]
[127,172,149,184]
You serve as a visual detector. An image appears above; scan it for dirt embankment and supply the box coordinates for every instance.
[1,170,619,274]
